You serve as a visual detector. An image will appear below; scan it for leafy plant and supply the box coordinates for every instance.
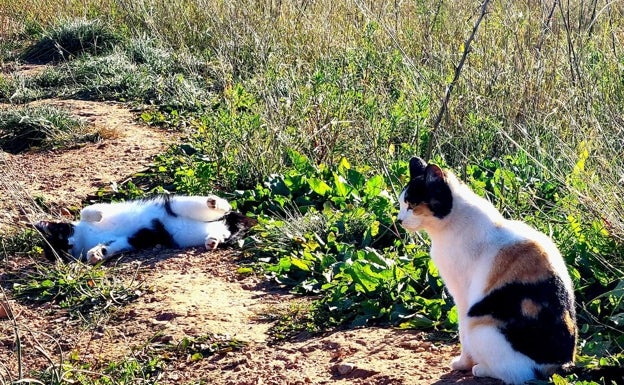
[234,151,453,329]
[35,354,164,385]
[0,229,42,259]
[168,334,247,361]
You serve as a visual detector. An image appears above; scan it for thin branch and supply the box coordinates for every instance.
[424,0,491,161]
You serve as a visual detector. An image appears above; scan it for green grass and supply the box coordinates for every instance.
[20,18,120,64]
[0,104,101,153]
[1,1,623,383]
[29,332,245,385]
[9,259,141,322]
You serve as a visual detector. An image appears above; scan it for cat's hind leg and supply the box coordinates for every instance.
[168,195,231,222]
[467,324,537,385]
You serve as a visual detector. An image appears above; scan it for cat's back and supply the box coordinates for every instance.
[491,219,572,289]
[468,219,577,365]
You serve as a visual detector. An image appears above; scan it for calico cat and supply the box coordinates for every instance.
[397,157,576,384]
[35,195,257,264]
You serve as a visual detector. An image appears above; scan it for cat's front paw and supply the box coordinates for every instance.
[87,245,107,264]
[451,354,474,371]
[206,195,231,213]
[472,363,494,378]
[205,236,221,250]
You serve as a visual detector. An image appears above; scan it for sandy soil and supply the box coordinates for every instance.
[0,99,502,384]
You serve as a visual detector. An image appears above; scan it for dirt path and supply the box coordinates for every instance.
[0,100,502,384]
[0,98,172,232]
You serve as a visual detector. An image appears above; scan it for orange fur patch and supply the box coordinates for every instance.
[520,298,542,319]
[467,315,503,330]
[563,310,576,336]
[411,203,434,217]
[485,241,554,294]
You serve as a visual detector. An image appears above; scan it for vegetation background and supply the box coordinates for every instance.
[0,0,622,384]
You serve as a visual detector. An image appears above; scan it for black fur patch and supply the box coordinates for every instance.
[34,221,74,261]
[127,219,176,250]
[162,195,178,217]
[403,157,453,219]
[467,275,576,364]
[223,211,257,245]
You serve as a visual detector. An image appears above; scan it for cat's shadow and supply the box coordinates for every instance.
[432,372,505,385]
[110,244,247,273]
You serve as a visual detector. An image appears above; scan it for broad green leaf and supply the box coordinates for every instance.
[308,177,332,196]
[364,175,384,196]
[190,352,203,362]
[333,173,350,197]
[290,257,311,272]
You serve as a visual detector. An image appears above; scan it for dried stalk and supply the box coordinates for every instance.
[424,0,491,160]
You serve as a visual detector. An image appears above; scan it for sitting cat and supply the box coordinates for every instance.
[397,157,576,384]
[35,195,257,264]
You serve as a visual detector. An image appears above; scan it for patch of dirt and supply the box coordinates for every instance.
[0,98,172,232]
[0,99,503,384]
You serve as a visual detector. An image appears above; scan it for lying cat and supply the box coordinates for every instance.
[35,195,257,264]
[397,157,576,384]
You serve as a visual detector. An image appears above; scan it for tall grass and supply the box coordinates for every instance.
[0,105,101,153]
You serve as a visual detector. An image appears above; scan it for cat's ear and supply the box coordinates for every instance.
[425,164,453,218]
[425,164,445,184]
[33,221,51,236]
[409,157,427,179]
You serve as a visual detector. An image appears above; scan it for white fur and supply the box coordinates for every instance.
[69,195,232,264]
[398,171,573,384]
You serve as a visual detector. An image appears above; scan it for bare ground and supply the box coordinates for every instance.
[0,99,503,384]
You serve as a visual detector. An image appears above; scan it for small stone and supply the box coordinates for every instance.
[335,362,355,375]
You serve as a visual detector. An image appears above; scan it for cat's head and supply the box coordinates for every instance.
[223,211,258,245]
[397,157,453,232]
[33,220,74,261]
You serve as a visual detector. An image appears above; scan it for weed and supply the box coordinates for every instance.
[261,300,318,345]
[11,260,141,322]
[21,18,121,64]
[140,332,247,364]
[0,104,100,153]
[0,229,42,259]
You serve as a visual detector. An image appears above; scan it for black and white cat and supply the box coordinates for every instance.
[397,157,577,384]
[35,195,256,263]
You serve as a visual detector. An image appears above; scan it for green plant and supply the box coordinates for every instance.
[11,261,141,321]
[0,105,100,153]
[260,300,318,345]
[21,18,121,63]
[234,151,453,329]
[34,354,164,385]
[0,229,42,259]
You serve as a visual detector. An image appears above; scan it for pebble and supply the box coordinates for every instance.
[335,362,355,375]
